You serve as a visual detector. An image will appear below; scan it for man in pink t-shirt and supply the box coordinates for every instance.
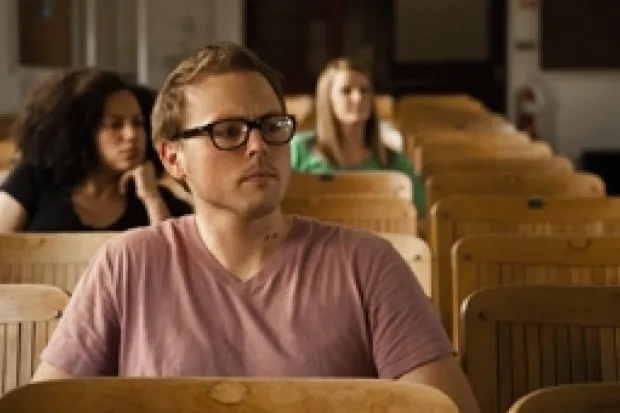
[33,42,479,413]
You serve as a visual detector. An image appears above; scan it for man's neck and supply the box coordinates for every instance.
[194,204,291,280]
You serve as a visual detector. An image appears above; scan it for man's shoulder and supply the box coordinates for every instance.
[291,217,406,288]
[293,216,393,254]
[102,215,195,260]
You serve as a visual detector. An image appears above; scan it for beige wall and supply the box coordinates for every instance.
[507,0,620,160]
[0,0,243,112]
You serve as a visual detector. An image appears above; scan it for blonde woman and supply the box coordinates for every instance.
[290,58,426,218]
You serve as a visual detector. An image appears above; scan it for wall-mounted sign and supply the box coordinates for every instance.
[519,0,539,9]
[41,0,53,18]
[515,40,537,51]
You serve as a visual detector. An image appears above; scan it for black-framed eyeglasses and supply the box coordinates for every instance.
[175,113,297,151]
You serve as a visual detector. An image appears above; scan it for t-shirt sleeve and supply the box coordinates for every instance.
[0,161,44,218]
[392,153,427,219]
[40,243,121,376]
[360,236,453,379]
[158,186,193,217]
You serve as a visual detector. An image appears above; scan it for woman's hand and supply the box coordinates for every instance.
[119,161,160,201]
[120,161,171,223]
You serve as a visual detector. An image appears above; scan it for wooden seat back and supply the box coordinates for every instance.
[0,284,69,396]
[282,197,418,235]
[461,285,620,413]
[422,156,573,181]
[430,195,620,335]
[453,234,620,344]
[508,383,620,413]
[287,172,413,201]
[0,233,116,293]
[427,171,605,211]
[0,378,459,413]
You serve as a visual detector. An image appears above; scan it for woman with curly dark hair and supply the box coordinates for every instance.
[0,68,191,232]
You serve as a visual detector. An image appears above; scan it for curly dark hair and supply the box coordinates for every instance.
[12,68,162,187]
[129,83,164,177]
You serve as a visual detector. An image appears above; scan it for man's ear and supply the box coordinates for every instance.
[157,139,186,181]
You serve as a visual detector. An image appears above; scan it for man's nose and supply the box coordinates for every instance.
[245,127,269,156]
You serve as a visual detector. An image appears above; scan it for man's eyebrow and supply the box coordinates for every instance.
[207,111,286,122]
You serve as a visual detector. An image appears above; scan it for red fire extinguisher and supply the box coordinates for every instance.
[515,84,544,141]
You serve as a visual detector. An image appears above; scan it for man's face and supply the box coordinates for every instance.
[160,71,292,220]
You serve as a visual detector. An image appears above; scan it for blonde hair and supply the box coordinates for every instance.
[314,58,390,167]
[152,42,285,145]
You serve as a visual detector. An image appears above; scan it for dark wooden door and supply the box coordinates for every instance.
[245,0,380,94]
[385,0,508,113]
[245,0,316,93]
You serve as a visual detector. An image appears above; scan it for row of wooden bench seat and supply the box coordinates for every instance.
[0,374,617,412]
[3,281,620,413]
[394,96,620,413]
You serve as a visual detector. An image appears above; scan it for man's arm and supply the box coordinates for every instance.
[399,355,480,413]
[34,241,122,378]
[357,237,479,413]
[31,362,74,382]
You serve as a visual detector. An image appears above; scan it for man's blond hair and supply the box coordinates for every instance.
[152,42,285,145]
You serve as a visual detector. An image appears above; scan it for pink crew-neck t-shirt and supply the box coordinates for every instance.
[41,215,452,378]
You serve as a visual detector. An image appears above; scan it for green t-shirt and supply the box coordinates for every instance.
[290,132,427,218]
